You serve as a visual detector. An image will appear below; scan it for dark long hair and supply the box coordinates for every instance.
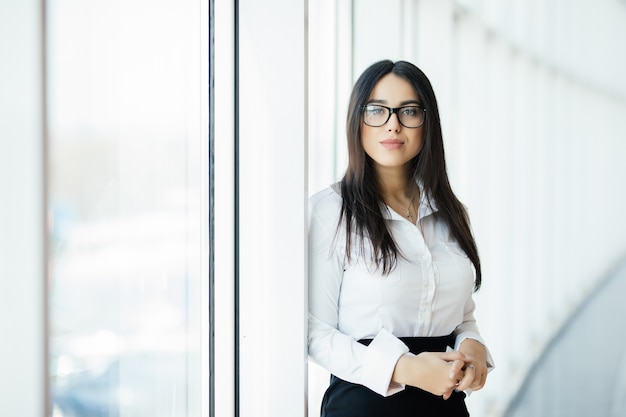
[338,60,482,290]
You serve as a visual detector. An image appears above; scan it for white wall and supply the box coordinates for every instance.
[308,1,626,415]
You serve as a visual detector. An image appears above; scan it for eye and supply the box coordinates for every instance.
[365,105,386,115]
[401,107,419,117]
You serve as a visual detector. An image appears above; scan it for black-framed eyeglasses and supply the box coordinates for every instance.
[362,104,426,128]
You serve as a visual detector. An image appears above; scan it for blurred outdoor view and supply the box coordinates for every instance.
[46,1,206,416]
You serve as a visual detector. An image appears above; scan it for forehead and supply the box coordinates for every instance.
[368,73,419,104]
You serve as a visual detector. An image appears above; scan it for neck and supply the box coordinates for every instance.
[375,165,414,200]
[373,164,420,224]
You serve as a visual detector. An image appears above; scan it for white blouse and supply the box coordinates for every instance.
[308,184,494,397]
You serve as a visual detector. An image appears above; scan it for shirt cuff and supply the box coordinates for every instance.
[360,328,410,397]
[454,331,495,370]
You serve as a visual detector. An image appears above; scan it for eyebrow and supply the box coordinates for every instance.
[367,99,421,106]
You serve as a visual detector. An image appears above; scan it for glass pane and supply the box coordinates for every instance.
[46,1,207,416]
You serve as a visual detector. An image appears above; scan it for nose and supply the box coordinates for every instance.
[386,110,401,131]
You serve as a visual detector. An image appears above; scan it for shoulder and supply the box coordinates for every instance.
[310,184,342,212]
[309,184,343,227]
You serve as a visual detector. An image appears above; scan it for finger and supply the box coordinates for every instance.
[440,351,467,363]
[448,359,465,381]
[442,384,457,401]
[470,367,487,390]
[456,364,475,391]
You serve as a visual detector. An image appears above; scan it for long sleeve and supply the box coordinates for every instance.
[307,190,410,396]
[453,294,495,370]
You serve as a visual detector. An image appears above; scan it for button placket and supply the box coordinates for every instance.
[400,217,437,335]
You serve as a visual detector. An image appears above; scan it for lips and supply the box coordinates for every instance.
[380,138,404,150]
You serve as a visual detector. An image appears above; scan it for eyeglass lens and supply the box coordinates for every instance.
[363,105,424,128]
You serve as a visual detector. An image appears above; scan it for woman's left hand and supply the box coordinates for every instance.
[450,338,488,392]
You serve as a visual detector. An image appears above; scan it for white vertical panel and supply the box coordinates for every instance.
[551,74,570,320]
[401,0,418,58]
[529,63,552,343]
[214,0,237,416]
[238,0,307,416]
[448,12,488,204]
[308,0,352,195]
[509,50,533,363]
[332,1,355,179]
[413,0,455,134]
[307,0,338,195]
[352,0,404,76]
[195,2,212,414]
[470,34,517,417]
[0,1,46,416]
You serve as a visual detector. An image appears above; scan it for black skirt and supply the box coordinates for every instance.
[319,334,470,417]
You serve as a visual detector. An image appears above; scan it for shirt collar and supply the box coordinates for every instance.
[417,181,438,220]
[381,180,438,222]
[330,180,439,222]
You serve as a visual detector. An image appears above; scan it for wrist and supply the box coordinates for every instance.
[459,338,487,362]
[392,354,417,386]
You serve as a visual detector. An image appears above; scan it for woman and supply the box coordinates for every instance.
[308,60,494,417]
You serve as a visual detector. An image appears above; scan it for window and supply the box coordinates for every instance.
[46,2,209,416]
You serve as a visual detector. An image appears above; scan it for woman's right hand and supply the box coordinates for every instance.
[392,351,468,399]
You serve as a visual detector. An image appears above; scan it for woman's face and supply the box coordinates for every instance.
[361,73,424,174]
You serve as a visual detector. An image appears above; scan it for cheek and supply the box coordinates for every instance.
[409,132,425,155]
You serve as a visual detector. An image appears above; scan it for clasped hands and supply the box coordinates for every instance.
[392,338,487,400]
[444,338,488,399]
